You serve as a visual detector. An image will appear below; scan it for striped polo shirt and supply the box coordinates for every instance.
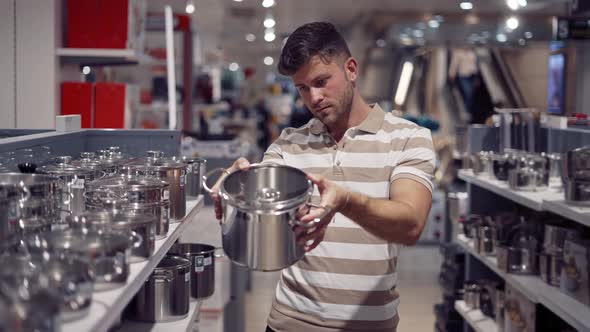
[262,104,435,332]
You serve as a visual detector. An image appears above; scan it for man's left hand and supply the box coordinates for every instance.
[294,174,348,252]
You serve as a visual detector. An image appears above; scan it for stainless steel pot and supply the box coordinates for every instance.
[539,250,563,287]
[477,225,496,256]
[85,194,169,240]
[0,280,61,332]
[122,151,187,222]
[173,156,207,197]
[29,229,132,291]
[508,167,544,192]
[0,173,60,241]
[564,146,590,181]
[37,156,104,221]
[85,174,170,205]
[203,164,331,271]
[464,282,481,309]
[564,179,590,206]
[0,253,94,322]
[167,243,222,299]
[127,256,191,322]
[496,245,537,275]
[73,210,155,263]
[543,223,579,253]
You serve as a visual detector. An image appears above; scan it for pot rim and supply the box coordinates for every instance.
[219,164,313,212]
[169,243,216,255]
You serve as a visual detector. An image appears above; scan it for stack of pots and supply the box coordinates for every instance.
[564,146,590,205]
[539,223,580,287]
[85,174,171,239]
[127,255,191,322]
[121,151,188,222]
[95,146,131,175]
[168,243,221,299]
[0,173,61,241]
[173,156,207,197]
[37,156,105,223]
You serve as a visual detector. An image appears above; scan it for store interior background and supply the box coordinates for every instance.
[2,1,590,332]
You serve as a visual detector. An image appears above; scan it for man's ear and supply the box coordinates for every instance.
[344,57,358,82]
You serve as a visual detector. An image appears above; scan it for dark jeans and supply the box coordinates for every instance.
[265,326,276,332]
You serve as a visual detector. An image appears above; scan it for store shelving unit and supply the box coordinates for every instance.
[118,301,202,332]
[63,196,204,332]
[454,300,498,332]
[543,199,590,228]
[56,48,154,66]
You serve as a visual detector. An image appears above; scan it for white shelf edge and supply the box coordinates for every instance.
[118,300,202,332]
[543,200,590,228]
[56,48,154,65]
[457,169,544,211]
[63,196,204,332]
[454,300,498,332]
[456,234,590,331]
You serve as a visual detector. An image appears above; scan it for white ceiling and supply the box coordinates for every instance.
[147,0,568,70]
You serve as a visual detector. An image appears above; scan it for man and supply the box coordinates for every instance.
[213,22,435,332]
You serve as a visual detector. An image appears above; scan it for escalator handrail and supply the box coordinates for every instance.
[490,48,527,108]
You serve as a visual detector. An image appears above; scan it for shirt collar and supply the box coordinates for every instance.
[309,103,386,136]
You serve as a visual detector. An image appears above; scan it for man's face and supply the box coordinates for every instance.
[292,55,355,128]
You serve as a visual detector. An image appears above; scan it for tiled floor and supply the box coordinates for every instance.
[191,206,443,332]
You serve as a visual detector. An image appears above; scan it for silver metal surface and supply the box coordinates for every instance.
[168,243,219,299]
[564,179,590,206]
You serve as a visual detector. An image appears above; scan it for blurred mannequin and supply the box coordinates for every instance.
[448,47,480,117]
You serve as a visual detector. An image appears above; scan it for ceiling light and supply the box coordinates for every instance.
[264,29,276,42]
[518,38,526,46]
[233,0,243,2]
[264,17,276,28]
[524,31,533,39]
[185,1,195,14]
[460,2,473,10]
[433,15,444,22]
[262,0,275,8]
[264,56,274,66]
[507,0,519,10]
[413,30,424,38]
[394,61,414,106]
[376,39,386,47]
[506,17,519,30]
[229,62,239,71]
[82,66,91,75]
[518,0,527,6]
[246,33,256,42]
[496,33,507,42]
[428,20,440,28]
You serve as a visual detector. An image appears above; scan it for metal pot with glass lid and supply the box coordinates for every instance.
[122,151,187,222]
[203,164,331,271]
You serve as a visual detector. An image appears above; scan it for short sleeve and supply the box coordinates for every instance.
[390,128,436,192]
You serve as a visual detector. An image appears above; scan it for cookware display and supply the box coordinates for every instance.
[0,280,61,332]
[126,255,191,322]
[560,239,590,305]
[167,242,222,299]
[122,151,187,221]
[173,156,207,197]
[203,164,331,271]
[37,156,105,222]
[0,173,60,241]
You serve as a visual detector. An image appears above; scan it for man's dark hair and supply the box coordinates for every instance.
[278,22,351,76]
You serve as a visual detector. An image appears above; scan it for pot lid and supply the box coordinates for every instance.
[221,164,312,211]
[37,157,95,178]
[87,174,168,191]
[124,151,187,170]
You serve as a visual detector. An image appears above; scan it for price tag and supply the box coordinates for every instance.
[163,190,170,200]
[187,164,193,173]
[204,256,212,266]
[185,272,190,282]
[71,178,85,189]
[194,255,204,272]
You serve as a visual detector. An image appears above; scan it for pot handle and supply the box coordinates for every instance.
[130,230,143,249]
[291,203,332,228]
[214,247,225,258]
[202,168,228,196]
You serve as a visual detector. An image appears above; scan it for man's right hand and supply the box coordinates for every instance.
[211,157,251,221]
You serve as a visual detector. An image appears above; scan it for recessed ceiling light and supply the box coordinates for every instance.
[518,38,526,45]
[82,66,91,75]
[496,33,507,42]
[246,33,256,42]
[262,0,275,8]
[185,1,195,14]
[413,30,424,38]
[264,56,274,66]
[233,0,243,2]
[376,39,386,47]
[229,62,239,71]
[524,31,533,39]
[506,17,519,31]
[264,30,276,42]
[264,18,276,28]
[460,2,473,10]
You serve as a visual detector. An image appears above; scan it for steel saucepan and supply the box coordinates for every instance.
[203,164,331,271]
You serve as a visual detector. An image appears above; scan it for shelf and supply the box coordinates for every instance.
[57,48,154,66]
[63,196,204,332]
[458,170,590,229]
[456,234,590,331]
[456,234,540,303]
[118,300,202,332]
[543,199,590,228]
[454,300,498,332]
[458,169,552,211]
